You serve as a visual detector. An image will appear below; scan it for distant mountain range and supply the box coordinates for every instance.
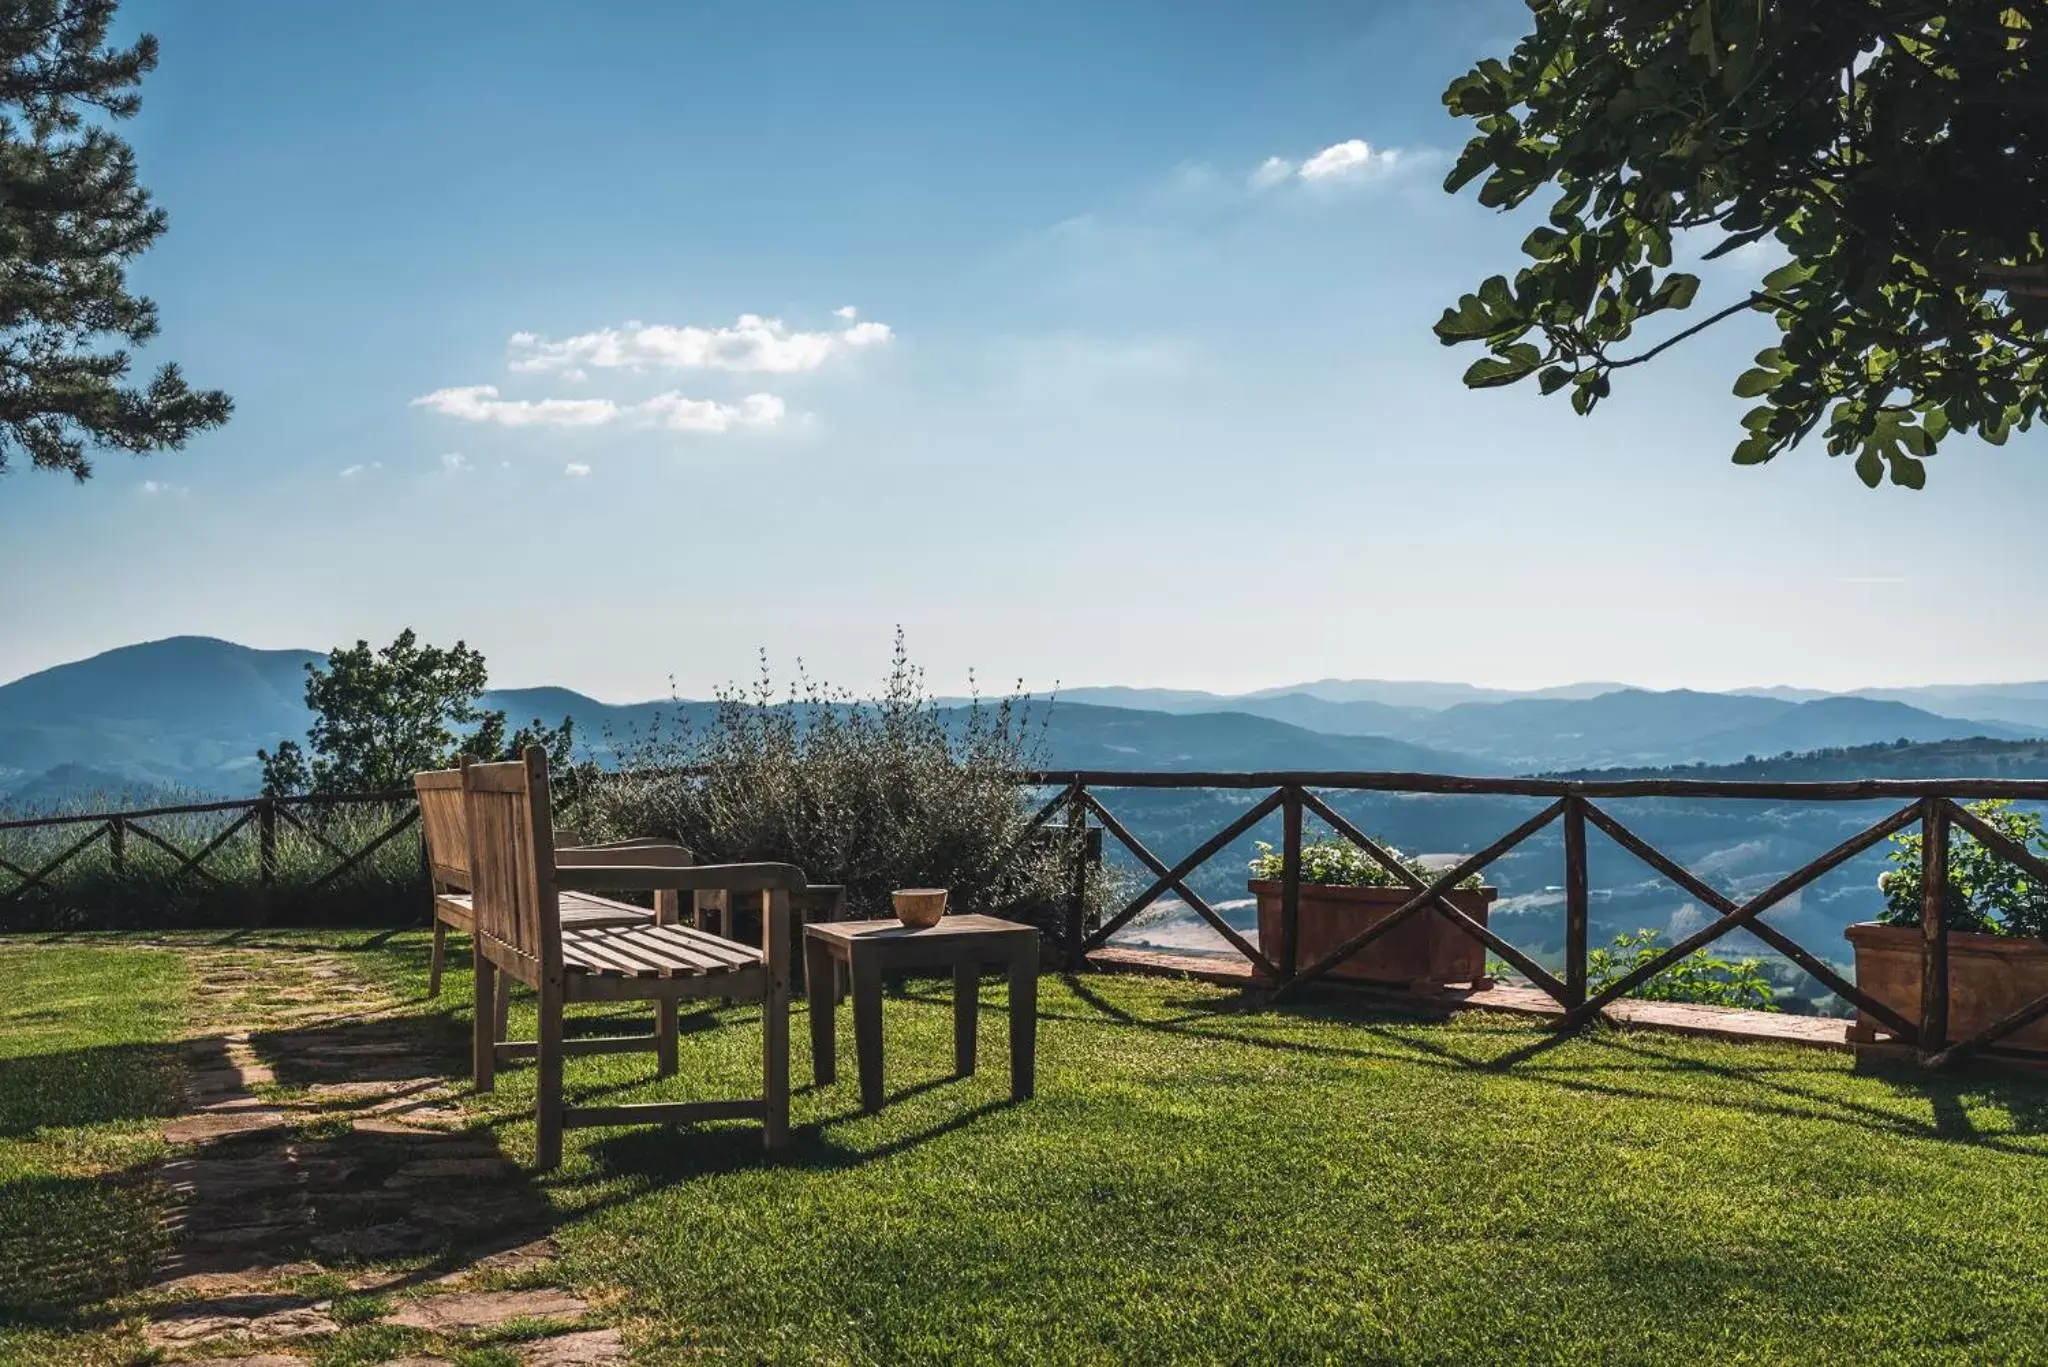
[0,638,1475,806]
[1,635,2043,808]
[1057,683,2040,769]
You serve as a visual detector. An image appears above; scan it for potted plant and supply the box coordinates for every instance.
[1845,799,2048,1050]
[1247,837,1497,990]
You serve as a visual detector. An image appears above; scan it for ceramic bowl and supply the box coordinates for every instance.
[892,887,948,928]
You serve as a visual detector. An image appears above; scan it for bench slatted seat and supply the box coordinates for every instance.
[563,923,764,977]
[462,746,796,1169]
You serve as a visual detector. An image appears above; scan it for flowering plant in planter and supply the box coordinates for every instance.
[1246,836,1491,989]
[1875,799,2048,938]
[1848,799,2048,1052]
[1248,837,1481,888]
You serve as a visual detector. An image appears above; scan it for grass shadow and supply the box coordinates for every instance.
[0,1040,185,1137]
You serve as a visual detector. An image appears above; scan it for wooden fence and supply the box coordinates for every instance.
[0,790,421,919]
[1020,770,2048,1069]
[11,768,2048,1066]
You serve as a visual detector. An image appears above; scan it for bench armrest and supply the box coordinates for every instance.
[555,840,692,870]
[555,862,808,894]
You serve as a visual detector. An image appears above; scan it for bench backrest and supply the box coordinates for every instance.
[415,761,472,890]
[463,747,562,981]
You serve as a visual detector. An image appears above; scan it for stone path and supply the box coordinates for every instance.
[133,944,628,1365]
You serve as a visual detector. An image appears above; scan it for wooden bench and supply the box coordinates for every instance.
[463,746,799,1168]
[417,763,696,1071]
[417,763,698,994]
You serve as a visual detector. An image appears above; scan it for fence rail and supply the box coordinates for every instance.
[9,769,2048,1066]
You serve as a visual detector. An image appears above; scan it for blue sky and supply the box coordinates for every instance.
[3,0,2045,700]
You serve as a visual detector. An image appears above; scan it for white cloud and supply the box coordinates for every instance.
[840,321,892,348]
[505,313,893,376]
[834,305,859,319]
[413,385,786,437]
[440,452,471,473]
[137,479,188,497]
[1249,155,1296,191]
[1298,138,1399,181]
[564,462,591,477]
[412,385,619,428]
[339,461,381,478]
[635,391,786,433]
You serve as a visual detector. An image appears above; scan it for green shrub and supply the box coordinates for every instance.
[1585,929,1778,1012]
[576,633,1106,936]
[1878,799,2048,938]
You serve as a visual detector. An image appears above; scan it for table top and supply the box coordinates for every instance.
[806,914,1037,944]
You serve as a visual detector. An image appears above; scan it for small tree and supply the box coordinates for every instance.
[258,630,574,797]
[1,0,232,482]
[1437,2,2047,487]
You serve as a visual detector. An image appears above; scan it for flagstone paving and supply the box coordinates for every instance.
[127,944,629,1365]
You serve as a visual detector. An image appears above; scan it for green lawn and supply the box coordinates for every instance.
[0,943,186,1361]
[11,931,2048,1364]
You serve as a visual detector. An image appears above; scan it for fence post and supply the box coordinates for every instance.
[1563,797,1589,1006]
[258,799,278,886]
[1280,786,1303,981]
[1065,781,1088,969]
[108,817,126,878]
[1919,796,1950,1059]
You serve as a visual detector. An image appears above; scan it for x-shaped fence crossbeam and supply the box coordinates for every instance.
[1269,795,1572,1005]
[1554,799,1925,1033]
[1080,788,1286,967]
[1279,790,1572,1001]
[0,821,113,905]
[1572,800,1921,1040]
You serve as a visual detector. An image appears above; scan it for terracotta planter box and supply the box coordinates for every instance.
[1249,880,1498,988]
[1844,921,2048,1052]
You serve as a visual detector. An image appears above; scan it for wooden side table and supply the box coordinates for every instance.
[804,914,1039,1112]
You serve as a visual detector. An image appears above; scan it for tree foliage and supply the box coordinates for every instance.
[0,0,230,482]
[258,629,573,797]
[1437,1,2047,487]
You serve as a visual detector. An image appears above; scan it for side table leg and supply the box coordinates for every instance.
[852,949,885,1113]
[1008,948,1037,1101]
[954,957,979,1077]
[806,937,837,1086]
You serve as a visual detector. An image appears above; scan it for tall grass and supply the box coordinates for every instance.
[0,796,424,931]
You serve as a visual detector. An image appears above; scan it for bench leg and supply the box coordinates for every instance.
[472,948,496,1092]
[429,919,447,998]
[656,1001,678,1077]
[807,937,837,1086]
[495,971,512,1043]
[535,981,564,1171]
[762,888,790,1150]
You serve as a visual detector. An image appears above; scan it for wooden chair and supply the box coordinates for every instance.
[416,763,686,998]
[418,765,701,1075]
[464,746,798,1169]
